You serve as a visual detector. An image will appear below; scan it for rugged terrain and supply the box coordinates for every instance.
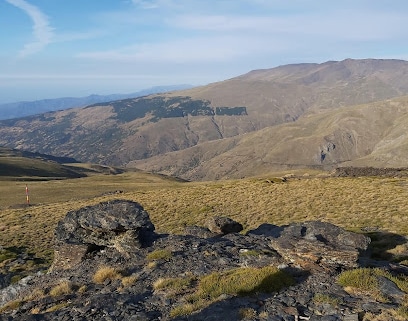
[2,59,408,180]
[1,200,408,321]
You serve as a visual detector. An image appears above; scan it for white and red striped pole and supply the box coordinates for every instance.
[25,184,30,205]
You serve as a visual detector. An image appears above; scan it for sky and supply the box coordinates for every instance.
[1,0,408,104]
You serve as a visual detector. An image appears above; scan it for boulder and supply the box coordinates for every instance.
[206,216,243,235]
[184,225,218,238]
[269,221,370,270]
[51,200,156,271]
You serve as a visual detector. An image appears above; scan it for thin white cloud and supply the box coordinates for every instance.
[0,74,163,79]
[131,0,161,9]
[76,33,289,64]
[170,10,407,41]
[132,0,172,9]
[53,30,107,43]
[5,0,54,57]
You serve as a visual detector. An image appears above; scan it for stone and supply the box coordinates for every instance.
[184,225,218,238]
[206,216,243,235]
[52,200,156,270]
[247,223,284,238]
[377,275,406,303]
[269,221,371,270]
[49,243,90,271]
[343,314,359,321]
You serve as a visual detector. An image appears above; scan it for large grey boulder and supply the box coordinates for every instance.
[51,200,156,271]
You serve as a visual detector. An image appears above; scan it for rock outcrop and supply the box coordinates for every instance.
[261,221,370,270]
[51,200,156,271]
[1,200,407,321]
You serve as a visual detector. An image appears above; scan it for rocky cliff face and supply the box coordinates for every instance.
[1,200,407,320]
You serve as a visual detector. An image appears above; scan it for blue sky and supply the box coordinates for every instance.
[1,0,408,103]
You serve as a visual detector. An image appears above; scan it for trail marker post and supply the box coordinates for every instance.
[25,184,30,205]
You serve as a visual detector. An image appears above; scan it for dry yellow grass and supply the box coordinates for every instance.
[49,280,74,297]
[1,173,408,268]
[92,266,121,284]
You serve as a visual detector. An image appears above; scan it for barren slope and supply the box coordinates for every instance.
[130,96,408,180]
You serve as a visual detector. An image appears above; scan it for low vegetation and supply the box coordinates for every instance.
[146,249,173,261]
[338,268,408,302]
[49,280,74,297]
[1,170,408,292]
[169,266,294,317]
[153,276,196,294]
[92,266,122,284]
[313,293,341,306]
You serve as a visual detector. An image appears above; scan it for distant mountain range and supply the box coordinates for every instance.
[0,85,193,120]
[2,59,408,180]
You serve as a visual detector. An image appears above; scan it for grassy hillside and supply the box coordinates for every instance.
[1,170,408,271]
[0,147,86,180]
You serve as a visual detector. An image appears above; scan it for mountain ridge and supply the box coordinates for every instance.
[0,85,193,120]
[2,58,408,180]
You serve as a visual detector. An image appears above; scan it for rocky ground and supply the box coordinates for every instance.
[1,200,407,321]
[332,166,408,178]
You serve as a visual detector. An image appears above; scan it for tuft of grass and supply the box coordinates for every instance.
[170,303,200,318]
[338,268,380,293]
[239,249,263,257]
[121,274,138,287]
[313,293,341,306]
[0,249,17,263]
[338,268,408,302]
[239,307,257,319]
[147,261,157,269]
[194,266,294,299]
[92,266,121,284]
[0,299,22,313]
[153,276,195,293]
[170,266,294,317]
[49,280,74,297]
[397,304,408,319]
[31,307,41,314]
[78,285,87,294]
[363,309,408,321]
[44,302,70,313]
[25,288,46,301]
[147,249,172,261]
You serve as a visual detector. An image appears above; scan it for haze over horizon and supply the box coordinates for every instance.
[1,0,408,104]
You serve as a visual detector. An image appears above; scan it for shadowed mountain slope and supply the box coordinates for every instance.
[0,147,84,179]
